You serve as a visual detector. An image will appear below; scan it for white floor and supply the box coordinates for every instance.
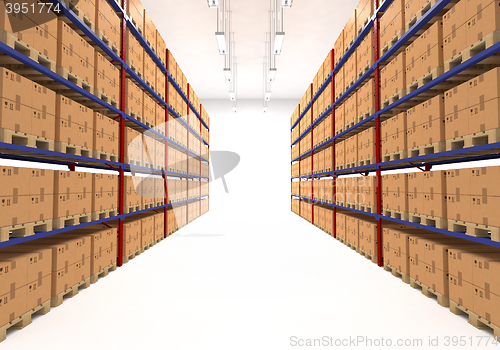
[5,100,498,349]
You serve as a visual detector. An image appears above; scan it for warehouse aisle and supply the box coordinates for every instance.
[6,101,495,350]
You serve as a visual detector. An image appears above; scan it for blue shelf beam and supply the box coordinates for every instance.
[290,195,500,249]
[0,195,210,249]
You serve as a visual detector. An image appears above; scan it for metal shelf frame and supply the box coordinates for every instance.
[104,0,210,132]
[48,0,209,145]
[290,0,452,145]
[0,0,210,264]
[291,195,500,249]
[291,0,500,267]
[0,196,209,250]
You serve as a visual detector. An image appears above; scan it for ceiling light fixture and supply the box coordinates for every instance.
[265,92,271,101]
[273,32,285,55]
[223,68,232,82]
[281,0,292,7]
[208,0,219,7]
[268,68,277,82]
[229,92,235,101]
[215,32,227,55]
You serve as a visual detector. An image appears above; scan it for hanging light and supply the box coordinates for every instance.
[274,32,285,55]
[265,92,271,101]
[223,68,232,82]
[268,68,277,82]
[281,0,292,7]
[215,32,227,55]
[229,92,235,101]
[208,0,219,7]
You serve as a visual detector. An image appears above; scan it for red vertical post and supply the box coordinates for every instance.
[374,0,383,267]
[164,49,169,239]
[186,84,190,226]
[331,48,337,239]
[117,0,127,267]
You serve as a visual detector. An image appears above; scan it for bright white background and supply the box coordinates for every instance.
[2,100,499,349]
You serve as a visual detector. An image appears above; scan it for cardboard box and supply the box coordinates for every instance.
[380,4,405,56]
[467,0,500,48]
[24,8,58,62]
[0,68,34,135]
[29,168,54,223]
[474,286,500,326]
[55,95,93,149]
[446,168,471,222]
[357,0,374,32]
[404,0,427,25]
[443,24,466,62]
[156,30,166,64]
[444,82,469,139]
[357,29,374,75]
[407,172,423,214]
[422,170,446,217]
[95,0,120,49]
[357,127,375,161]
[443,0,466,38]
[344,134,358,165]
[334,29,344,64]
[467,70,500,135]
[335,67,345,97]
[344,54,357,86]
[344,10,357,48]
[344,93,358,126]
[407,94,445,148]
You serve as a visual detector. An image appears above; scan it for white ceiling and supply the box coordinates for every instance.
[142,0,356,101]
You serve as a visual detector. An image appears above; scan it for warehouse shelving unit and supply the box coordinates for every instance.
[0,0,210,267]
[290,0,500,266]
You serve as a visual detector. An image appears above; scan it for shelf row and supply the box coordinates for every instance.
[290,0,456,138]
[291,195,500,249]
[100,0,210,130]
[0,164,209,246]
[291,140,500,179]
[0,192,209,250]
[58,0,209,130]
[291,41,500,169]
[0,42,209,168]
[0,200,208,343]
[0,1,209,151]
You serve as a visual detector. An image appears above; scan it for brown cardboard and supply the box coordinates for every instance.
[449,274,475,310]
[444,82,469,139]
[474,286,500,326]
[446,168,471,222]
[468,67,500,106]
[443,24,466,62]
[468,96,500,136]
[407,172,423,213]
[29,168,54,223]
[471,192,500,227]
[54,170,77,218]
[470,166,500,197]
[334,30,344,64]
[443,0,467,38]
[448,248,500,282]
[0,287,26,328]
[467,1,500,49]
[473,257,500,295]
